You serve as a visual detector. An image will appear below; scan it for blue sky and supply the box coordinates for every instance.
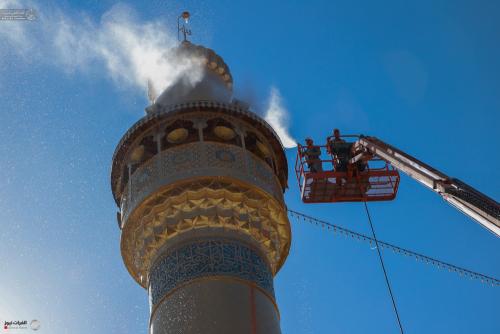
[0,0,499,333]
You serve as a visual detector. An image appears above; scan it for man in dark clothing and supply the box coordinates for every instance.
[327,129,351,172]
[304,137,323,173]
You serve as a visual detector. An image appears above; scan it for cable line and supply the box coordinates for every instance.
[287,209,500,287]
[364,202,404,334]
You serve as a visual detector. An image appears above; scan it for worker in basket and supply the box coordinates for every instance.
[304,137,323,173]
[327,129,371,194]
[350,141,371,194]
[327,128,352,173]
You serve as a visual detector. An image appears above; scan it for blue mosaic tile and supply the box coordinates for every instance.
[149,239,274,306]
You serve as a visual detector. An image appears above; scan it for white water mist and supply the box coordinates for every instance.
[264,87,297,148]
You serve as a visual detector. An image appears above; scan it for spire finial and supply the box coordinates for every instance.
[177,11,191,42]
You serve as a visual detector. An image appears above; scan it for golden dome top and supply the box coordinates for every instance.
[177,41,233,90]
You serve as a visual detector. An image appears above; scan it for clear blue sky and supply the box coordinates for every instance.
[0,0,499,333]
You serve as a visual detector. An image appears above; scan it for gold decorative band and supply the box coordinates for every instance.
[121,177,291,288]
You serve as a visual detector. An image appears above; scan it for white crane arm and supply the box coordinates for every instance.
[351,136,500,237]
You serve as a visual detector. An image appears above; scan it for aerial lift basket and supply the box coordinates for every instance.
[295,135,400,203]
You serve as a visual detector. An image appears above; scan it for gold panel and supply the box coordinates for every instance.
[166,128,189,144]
[213,125,236,141]
[130,145,144,162]
[256,140,271,157]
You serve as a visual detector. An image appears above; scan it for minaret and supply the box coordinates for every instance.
[111,13,291,334]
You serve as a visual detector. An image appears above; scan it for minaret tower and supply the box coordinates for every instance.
[111,13,291,334]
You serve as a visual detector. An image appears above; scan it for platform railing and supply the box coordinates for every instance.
[295,137,400,203]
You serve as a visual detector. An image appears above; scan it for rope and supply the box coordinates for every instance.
[287,209,500,287]
[364,202,404,334]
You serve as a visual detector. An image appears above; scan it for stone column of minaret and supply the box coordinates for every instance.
[111,40,291,334]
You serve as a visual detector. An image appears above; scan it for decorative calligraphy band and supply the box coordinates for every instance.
[121,141,283,221]
[148,239,275,306]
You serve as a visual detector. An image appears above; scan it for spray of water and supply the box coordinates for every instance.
[264,87,297,148]
[0,2,205,98]
[0,1,298,145]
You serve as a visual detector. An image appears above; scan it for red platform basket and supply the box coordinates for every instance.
[295,138,400,203]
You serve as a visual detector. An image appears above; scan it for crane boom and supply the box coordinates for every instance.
[350,136,500,237]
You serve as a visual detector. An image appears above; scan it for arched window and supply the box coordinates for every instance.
[120,165,129,193]
[203,118,241,146]
[162,120,198,150]
[140,136,158,161]
[129,135,159,173]
[244,132,274,169]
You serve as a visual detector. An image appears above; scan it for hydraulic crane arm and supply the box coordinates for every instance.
[350,136,500,237]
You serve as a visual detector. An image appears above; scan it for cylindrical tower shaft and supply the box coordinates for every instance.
[111,41,291,334]
[149,231,281,333]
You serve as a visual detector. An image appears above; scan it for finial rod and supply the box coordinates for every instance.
[177,11,192,42]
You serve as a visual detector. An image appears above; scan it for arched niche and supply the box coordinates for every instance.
[203,117,241,147]
[244,131,275,170]
[161,119,198,150]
